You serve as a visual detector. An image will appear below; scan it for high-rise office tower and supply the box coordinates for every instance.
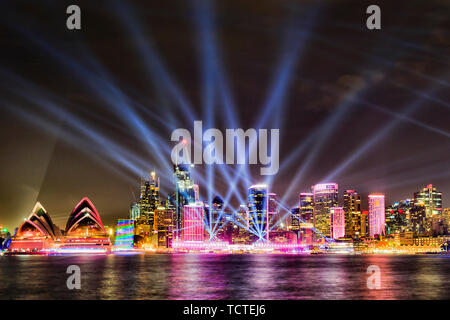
[343,190,361,238]
[385,199,411,235]
[414,184,442,218]
[361,211,369,237]
[299,193,314,223]
[290,207,301,234]
[174,164,195,240]
[409,204,427,236]
[138,171,159,229]
[268,193,279,230]
[113,219,135,251]
[368,194,385,237]
[182,202,204,242]
[330,207,345,239]
[154,203,174,248]
[312,183,338,238]
[248,184,269,241]
[211,196,225,240]
[299,193,314,243]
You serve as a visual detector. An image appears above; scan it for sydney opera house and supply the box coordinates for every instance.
[8,197,111,254]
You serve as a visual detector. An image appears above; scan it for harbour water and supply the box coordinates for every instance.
[0,254,449,299]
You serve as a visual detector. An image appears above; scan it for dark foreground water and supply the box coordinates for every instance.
[0,254,449,299]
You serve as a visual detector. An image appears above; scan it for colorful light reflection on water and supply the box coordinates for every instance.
[0,254,449,299]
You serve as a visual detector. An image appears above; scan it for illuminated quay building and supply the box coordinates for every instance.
[330,207,345,240]
[368,194,385,238]
[182,202,205,242]
[113,219,135,251]
[248,184,269,241]
[312,183,338,238]
[343,190,361,238]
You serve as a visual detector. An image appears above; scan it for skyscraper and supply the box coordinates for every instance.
[330,207,345,239]
[414,184,442,218]
[182,202,204,242]
[312,183,338,238]
[368,194,385,237]
[154,202,174,248]
[343,190,361,238]
[248,184,269,241]
[299,193,314,243]
[268,193,279,230]
[361,210,369,237]
[299,193,314,223]
[137,171,159,235]
[385,199,410,235]
[174,164,195,240]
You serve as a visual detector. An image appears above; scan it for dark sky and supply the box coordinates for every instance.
[0,0,449,230]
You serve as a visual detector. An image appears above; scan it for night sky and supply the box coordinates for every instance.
[1,0,449,230]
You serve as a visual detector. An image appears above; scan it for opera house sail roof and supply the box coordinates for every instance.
[8,197,111,254]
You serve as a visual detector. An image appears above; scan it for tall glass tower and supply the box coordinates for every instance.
[414,184,442,218]
[174,164,195,240]
[312,183,338,238]
[248,184,269,241]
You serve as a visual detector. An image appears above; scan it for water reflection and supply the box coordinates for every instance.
[0,254,448,299]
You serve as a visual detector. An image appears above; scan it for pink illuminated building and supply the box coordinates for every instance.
[182,202,205,242]
[368,194,385,237]
[330,207,345,239]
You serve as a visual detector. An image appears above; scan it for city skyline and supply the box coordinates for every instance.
[1,0,449,234]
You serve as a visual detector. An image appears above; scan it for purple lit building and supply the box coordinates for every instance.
[182,202,204,242]
[330,207,345,239]
[368,194,385,237]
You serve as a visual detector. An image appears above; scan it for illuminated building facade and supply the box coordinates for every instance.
[182,202,204,242]
[409,205,427,236]
[312,183,338,238]
[113,219,134,251]
[361,211,368,237]
[136,171,159,238]
[298,193,314,243]
[174,164,195,240]
[414,184,442,217]
[385,199,410,235]
[343,190,361,238]
[154,204,173,248]
[211,196,224,239]
[233,205,250,244]
[330,207,345,239]
[368,194,385,237]
[248,184,269,241]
